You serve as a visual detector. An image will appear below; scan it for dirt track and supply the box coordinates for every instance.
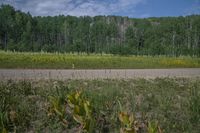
[0,68,200,80]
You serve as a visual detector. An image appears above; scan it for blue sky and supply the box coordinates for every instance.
[0,0,200,18]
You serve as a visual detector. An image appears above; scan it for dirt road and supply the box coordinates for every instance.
[0,68,199,80]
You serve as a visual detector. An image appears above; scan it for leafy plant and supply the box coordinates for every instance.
[0,110,17,133]
[189,85,200,124]
[118,100,163,133]
[118,111,135,133]
[48,96,68,126]
[118,101,135,133]
[147,121,162,133]
[67,91,95,133]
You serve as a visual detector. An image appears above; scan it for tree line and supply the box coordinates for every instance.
[0,4,200,56]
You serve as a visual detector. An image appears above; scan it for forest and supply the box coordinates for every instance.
[0,4,200,56]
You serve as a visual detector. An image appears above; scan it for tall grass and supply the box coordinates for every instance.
[0,51,199,69]
[189,83,200,124]
[1,78,200,132]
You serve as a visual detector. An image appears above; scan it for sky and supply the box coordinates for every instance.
[0,0,200,18]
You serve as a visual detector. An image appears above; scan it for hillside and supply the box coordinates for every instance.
[0,4,200,56]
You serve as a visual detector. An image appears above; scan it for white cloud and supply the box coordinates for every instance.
[68,0,146,16]
[0,0,145,16]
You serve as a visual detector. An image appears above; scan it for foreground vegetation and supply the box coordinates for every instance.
[0,51,200,69]
[0,78,200,132]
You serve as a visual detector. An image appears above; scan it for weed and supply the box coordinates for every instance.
[189,84,200,124]
[147,121,162,133]
[0,51,199,69]
[0,78,200,132]
[67,91,95,133]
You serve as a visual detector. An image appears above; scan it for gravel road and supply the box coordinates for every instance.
[0,68,200,80]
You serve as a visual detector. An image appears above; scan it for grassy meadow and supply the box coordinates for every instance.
[0,78,200,133]
[0,51,200,69]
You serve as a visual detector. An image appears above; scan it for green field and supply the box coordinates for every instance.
[0,51,200,69]
[0,78,200,132]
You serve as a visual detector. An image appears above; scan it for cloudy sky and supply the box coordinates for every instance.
[0,0,200,18]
